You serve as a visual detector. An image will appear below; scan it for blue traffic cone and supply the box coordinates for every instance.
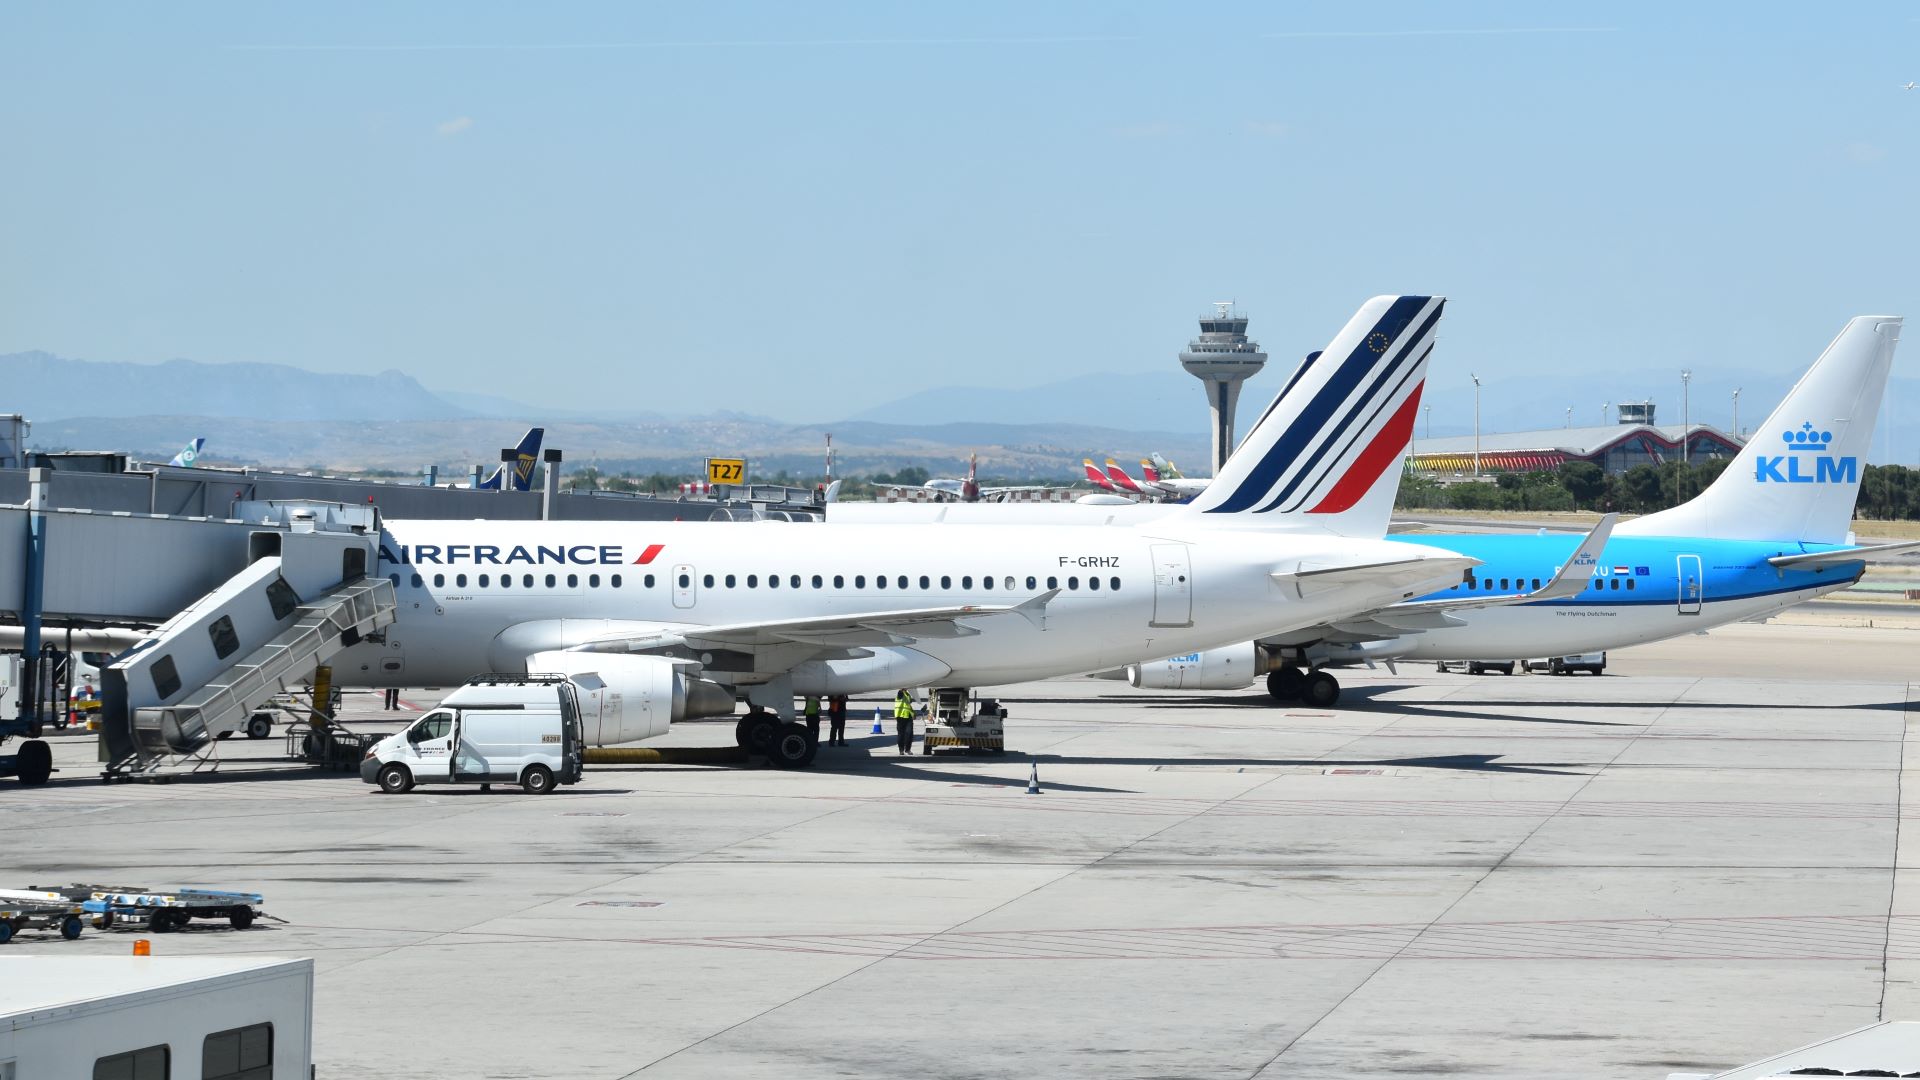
[870,707,885,735]
[1026,763,1042,795]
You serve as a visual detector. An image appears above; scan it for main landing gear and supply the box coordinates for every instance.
[734,708,818,769]
[1266,665,1340,708]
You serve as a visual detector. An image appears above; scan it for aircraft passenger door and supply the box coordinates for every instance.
[1149,543,1194,628]
[672,564,697,609]
[1676,554,1703,615]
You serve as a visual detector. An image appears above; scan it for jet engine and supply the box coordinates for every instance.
[527,651,736,746]
[1125,643,1270,691]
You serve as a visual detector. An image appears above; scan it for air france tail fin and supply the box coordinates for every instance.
[168,437,205,468]
[1083,459,1117,492]
[475,427,545,491]
[1618,316,1902,544]
[1183,295,1443,535]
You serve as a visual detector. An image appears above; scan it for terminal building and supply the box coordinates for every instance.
[1412,422,1743,477]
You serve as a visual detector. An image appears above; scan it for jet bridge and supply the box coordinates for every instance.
[1,483,395,782]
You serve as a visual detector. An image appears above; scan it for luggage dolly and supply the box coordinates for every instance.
[32,884,269,932]
[0,890,89,943]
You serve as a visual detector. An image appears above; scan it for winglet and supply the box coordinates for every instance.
[1013,588,1061,630]
[1530,513,1617,601]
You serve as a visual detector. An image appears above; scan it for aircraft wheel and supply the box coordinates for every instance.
[1266,666,1305,701]
[737,710,781,753]
[1300,671,1341,709]
[767,723,816,768]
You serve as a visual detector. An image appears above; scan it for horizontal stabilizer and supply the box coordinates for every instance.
[1383,513,1615,617]
[1767,540,1920,570]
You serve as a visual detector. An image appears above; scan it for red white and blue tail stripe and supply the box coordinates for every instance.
[1186,295,1442,534]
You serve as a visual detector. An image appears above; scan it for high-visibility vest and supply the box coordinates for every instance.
[803,697,820,718]
[894,698,915,720]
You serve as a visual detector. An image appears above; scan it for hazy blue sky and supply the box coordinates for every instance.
[2,2,1914,427]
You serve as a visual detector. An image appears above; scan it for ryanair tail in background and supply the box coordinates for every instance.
[1618,315,1903,545]
[168,438,205,468]
[1183,295,1443,536]
[474,427,545,492]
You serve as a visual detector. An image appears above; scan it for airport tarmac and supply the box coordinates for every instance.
[7,618,1919,1079]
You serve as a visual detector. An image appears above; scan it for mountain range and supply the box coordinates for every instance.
[6,350,1914,476]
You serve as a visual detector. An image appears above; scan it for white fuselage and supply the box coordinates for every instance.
[336,519,1470,694]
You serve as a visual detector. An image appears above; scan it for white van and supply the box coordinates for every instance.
[1523,652,1607,676]
[362,675,584,794]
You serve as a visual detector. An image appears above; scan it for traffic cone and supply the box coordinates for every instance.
[870,707,885,735]
[1026,763,1041,795]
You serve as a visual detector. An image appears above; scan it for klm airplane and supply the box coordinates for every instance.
[1128,314,1916,706]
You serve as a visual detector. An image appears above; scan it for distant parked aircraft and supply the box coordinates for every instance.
[168,438,206,468]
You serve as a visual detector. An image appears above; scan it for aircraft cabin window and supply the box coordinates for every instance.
[545,574,556,588]
[1109,576,1120,591]
[919,575,931,589]
[726,574,737,588]
[1089,576,1101,591]
[1610,578,1620,590]
[855,575,866,588]
[747,574,759,587]
[812,575,823,589]
[410,573,423,588]
[834,574,845,588]
[981,576,992,590]
[790,575,802,589]
[389,573,401,590]
[679,573,691,588]
[703,574,715,588]
[478,574,491,587]
[643,574,654,588]
[941,575,952,590]
[434,574,446,588]
[1532,579,1542,590]
[501,575,512,589]
[456,574,467,588]
[1047,576,1058,589]
[1026,576,1037,590]
[897,575,908,589]
[1500,578,1509,590]
[523,574,534,588]
[1068,577,1080,590]
[567,574,578,588]
[769,574,780,589]
[1626,579,1636,590]
[961,576,973,589]
[589,574,601,587]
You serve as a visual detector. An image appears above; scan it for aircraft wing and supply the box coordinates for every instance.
[1767,540,1920,570]
[1263,514,1613,639]
[565,591,1062,653]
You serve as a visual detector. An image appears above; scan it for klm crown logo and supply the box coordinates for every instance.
[1756,421,1855,484]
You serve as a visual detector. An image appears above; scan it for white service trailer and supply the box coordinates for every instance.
[0,955,312,1078]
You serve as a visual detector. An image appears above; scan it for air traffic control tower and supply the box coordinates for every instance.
[1180,302,1268,475]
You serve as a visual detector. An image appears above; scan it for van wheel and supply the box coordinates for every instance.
[377,763,414,794]
[521,764,555,794]
[246,714,273,740]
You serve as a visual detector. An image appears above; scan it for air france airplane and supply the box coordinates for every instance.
[1126,314,1912,705]
[339,297,1535,767]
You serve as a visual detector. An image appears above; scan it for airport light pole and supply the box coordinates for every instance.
[1423,404,1431,439]
[1680,369,1692,464]
[1732,387,1741,440]
[1470,373,1482,477]
[1601,401,1610,425]
[1565,406,1572,428]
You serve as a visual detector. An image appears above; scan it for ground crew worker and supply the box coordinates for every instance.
[384,687,400,710]
[803,695,821,744]
[827,695,848,746]
[893,690,916,755]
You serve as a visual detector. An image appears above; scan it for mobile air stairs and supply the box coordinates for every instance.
[93,507,397,780]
